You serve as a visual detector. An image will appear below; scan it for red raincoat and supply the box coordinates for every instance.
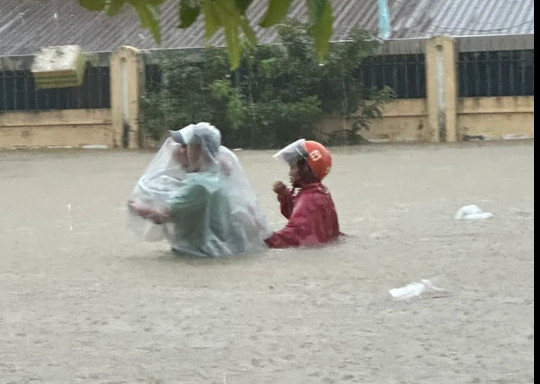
[265,182,340,248]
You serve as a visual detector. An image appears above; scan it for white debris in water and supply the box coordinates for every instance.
[389,276,450,300]
[82,145,109,149]
[454,204,492,220]
[67,203,73,231]
[503,133,532,140]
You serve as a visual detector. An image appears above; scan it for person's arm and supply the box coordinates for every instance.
[128,177,207,224]
[128,200,171,224]
[273,181,294,218]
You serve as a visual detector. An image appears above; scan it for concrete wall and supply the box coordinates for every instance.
[458,96,534,140]
[425,36,459,142]
[0,109,111,148]
[320,35,533,143]
[319,95,534,143]
[110,46,145,149]
[0,46,143,150]
[318,99,429,143]
[2,96,530,149]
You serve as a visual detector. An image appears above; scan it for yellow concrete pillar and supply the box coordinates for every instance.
[425,36,458,142]
[110,46,145,148]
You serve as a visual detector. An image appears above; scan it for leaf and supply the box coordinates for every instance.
[202,0,221,39]
[146,0,166,5]
[223,19,242,70]
[238,16,257,46]
[132,1,162,43]
[78,0,107,11]
[259,0,293,27]
[179,0,201,28]
[210,79,231,98]
[307,0,333,63]
[235,0,254,13]
[106,0,126,16]
[214,0,242,69]
[306,0,326,22]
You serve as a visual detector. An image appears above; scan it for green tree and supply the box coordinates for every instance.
[78,0,333,69]
[141,19,394,148]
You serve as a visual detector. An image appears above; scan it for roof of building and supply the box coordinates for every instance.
[0,0,534,56]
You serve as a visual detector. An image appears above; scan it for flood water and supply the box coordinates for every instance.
[0,140,534,383]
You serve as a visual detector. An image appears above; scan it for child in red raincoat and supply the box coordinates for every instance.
[265,139,340,248]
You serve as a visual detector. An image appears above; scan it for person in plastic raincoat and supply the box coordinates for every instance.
[264,139,340,248]
[127,122,271,257]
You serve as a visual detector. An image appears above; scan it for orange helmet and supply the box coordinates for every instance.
[303,140,332,180]
[273,139,332,181]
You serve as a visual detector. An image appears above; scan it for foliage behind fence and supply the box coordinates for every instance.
[140,20,395,149]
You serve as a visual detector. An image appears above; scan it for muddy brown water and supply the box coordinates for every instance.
[0,140,534,383]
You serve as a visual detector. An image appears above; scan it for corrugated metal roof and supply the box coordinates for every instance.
[0,0,534,56]
[389,0,534,38]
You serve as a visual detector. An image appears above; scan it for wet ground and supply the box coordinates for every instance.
[0,140,534,383]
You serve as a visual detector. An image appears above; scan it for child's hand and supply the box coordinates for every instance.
[272,181,288,195]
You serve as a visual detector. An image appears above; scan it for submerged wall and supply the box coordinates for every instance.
[0,109,111,149]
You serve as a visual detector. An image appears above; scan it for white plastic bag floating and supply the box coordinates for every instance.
[454,204,492,220]
[389,282,426,299]
[389,276,450,300]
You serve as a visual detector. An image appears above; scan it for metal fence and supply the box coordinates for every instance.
[144,64,162,93]
[143,54,427,99]
[0,64,110,111]
[0,36,534,112]
[458,49,534,97]
[357,54,426,98]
